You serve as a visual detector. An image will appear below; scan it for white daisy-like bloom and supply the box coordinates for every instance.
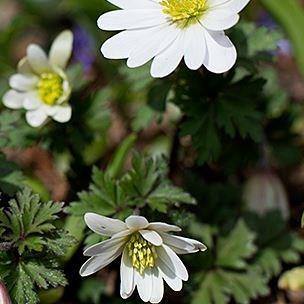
[2,30,73,127]
[97,0,251,78]
[80,213,207,303]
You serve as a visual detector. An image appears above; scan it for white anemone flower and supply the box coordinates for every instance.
[2,30,73,127]
[97,0,251,78]
[80,213,207,303]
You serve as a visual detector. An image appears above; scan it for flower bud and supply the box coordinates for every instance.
[243,170,290,220]
[0,282,11,304]
[279,267,304,303]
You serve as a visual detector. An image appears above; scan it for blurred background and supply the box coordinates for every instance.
[1,0,304,304]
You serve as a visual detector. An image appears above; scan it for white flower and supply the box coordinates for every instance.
[80,213,207,303]
[97,0,250,78]
[2,30,73,127]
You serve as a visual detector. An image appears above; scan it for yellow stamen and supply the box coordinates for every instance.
[161,0,207,28]
[126,233,157,274]
[37,73,63,105]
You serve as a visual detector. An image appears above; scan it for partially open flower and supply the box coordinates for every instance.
[243,170,290,220]
[0,282,11,304]
[3,30,73,127]
[98,0,250,78]
[80,213,207,303]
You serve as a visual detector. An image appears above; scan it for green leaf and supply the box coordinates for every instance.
[216,220,256,269]
[238,22,283,58]
[147,80,171,112]
[10,264,38,304]
[0,189,73,304]
[78,278,105,304]
[67,168,123,217]
[245,211,304,279]
[121,153,195,212]
[175,73,264,164]
[24,262,67,289]
[147,184,195,213]
[0,155,24,195]
[0,110,33,149]
[192,269,269,304]
[191,220,268,304]
[0,188,65,254]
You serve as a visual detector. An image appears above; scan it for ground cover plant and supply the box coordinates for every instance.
[1,0,304,303]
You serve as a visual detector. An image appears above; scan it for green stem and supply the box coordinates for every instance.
[107,133,138,178]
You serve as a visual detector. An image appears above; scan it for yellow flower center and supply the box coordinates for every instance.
[161,0,207,27]
[126,233,157,274]
[37,73,63,105]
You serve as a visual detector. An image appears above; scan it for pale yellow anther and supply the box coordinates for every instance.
[37,72,63,105]
[126,233,158,274]
[161,0,207,28]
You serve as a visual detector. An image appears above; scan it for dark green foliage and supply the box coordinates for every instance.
[67,153,195,244]
[246,211,304,279]
[175,74,264,164]
[77,278,105,304]
[0,111,34,150]
[191,220,269,304]
[0,188,75,304]
[0,111,34,194]
[120,153,195,212]
[187,212,304,304]
[235,22,283,61]
[68,153,195,215]
[0,155,24,195]
[0,4,303,303]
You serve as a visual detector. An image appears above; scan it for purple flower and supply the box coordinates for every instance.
[72,26,95,72]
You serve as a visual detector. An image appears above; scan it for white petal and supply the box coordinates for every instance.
[148,222,181,233]
[208,0,251,14]
[161,234,207,254]
[160,234,195,252]
[158,259,183,291]
[23,93,41,110]
[157,245,188,281]
[27,44,52,74]
[184,24,206,70]
[42,105,59,116]
[9,74,38,91]
[84,213,127,236]
[139,230,163,246]
[203,30,237,74]
[80,245,123,277]
[26,108,48,127]
[177,236,207,252]
[18,57,33,74]
[125,215,149,230]
[120,249,135,298]
[51,105,72,123]
[2,90,25,109]
[105,0,160,9]
[49,30,73,69]
[136,270,152,302]
[101,30,144,59]
[127,24,181,68]
[150,268,164,303]
[97,9,167,31]
[151,32,185,78]
[201,9,239,31]
[84,235,127,256]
